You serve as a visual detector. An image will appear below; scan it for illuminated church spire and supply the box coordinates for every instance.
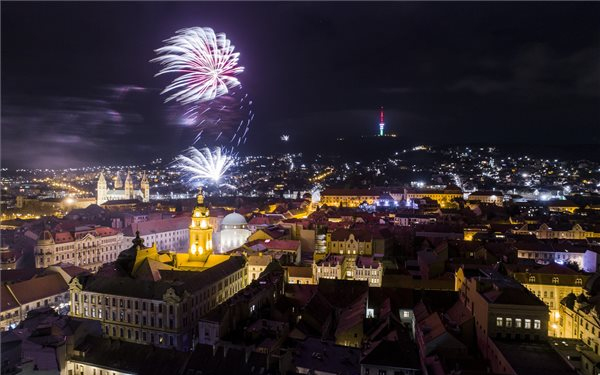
[379,106,385,136]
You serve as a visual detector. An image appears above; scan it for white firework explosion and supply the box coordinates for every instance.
[152,27,244,105]
[175,146,236,187]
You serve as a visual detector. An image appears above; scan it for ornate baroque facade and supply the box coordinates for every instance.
[35,226,124,271]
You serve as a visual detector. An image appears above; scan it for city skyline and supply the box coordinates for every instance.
[2,2,599,169]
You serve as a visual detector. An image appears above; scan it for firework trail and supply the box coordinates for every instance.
[152,27,244,105]
[175,89,253,144]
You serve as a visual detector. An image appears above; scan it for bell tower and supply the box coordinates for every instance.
[97,171,107,205]
[141,171,150,203]
[188,188,213,260]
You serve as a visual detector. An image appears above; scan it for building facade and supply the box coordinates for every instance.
[516,243,598,272]
[68,190,248,351]
[35,226,125,271]
[1,273,70,331]
[512,223,600,240]
[97,170,150,205]
[313,254,383,287]
[320,189,379,208]
[509,263,587,336]
[124,216,190,252]
[217,212,251,253]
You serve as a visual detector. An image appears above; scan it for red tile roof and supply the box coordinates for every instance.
[6,273,68,305]
[1,285,19,312]
[330,228,373,242]
[124,216,189,236]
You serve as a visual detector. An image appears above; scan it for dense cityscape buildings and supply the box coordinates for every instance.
[2,1,600,375]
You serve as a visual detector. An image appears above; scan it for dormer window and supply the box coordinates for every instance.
[529,276,536,282]
[552,277,559,284]
[576,278,583,285]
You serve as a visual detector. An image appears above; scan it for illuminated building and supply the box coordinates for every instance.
[96,170,150,205]
[468,191,504,206]
[515,241,598,272]
[285,266,315,284]
[0,246,18,270]
[547,200,579,214]
[216,212,251,253]
[35,226,124,271]
[456,267,550,374]
[557,274,600,371]
[403,185,463,207]
[247,253,272,283]
[320,186,463,209]
[1,272,71,331]
[68,190,247,350]
[320,188,379,208]
[123,216,190,252]
[511,223,600,240]
[313,229,383,287]
[326,229,373,256]
[508,263,587,337]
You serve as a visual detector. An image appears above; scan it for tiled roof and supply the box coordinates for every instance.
[6,273,68,305]
[483,287,546,306]
[123,216,189,236]
[1,285,19,312]
[361,339,420,369]
[330,228,373,242]
[286,266,313,278]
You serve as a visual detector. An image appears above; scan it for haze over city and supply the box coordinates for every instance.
[2,2,599,168]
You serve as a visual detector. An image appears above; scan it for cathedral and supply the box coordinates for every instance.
[96,170,150,204]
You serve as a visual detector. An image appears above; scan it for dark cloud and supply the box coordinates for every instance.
[1,86,191,168]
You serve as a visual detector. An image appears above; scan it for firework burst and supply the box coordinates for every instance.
[152,27,244,105]
[175,146,236,187]
[280,134,290,142]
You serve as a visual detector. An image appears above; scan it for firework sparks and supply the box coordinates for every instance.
[281,134,290,142]
[175,146,236,186]
[152,27,244,105]
[174,89,253,144]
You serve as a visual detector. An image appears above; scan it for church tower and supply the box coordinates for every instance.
[114,171,123,189]
[124,171,133,200]
[141,171,150,203]
[188,188,213,260]
[97,171,108,205]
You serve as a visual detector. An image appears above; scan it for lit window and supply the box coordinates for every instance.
[525,319,531,329]
[506,318,512,327]
[534,320,541,329]
[529,276,535,282]
[515,319,522,328]
[553,277,559,284]
[403,311,410,318]
[496,317,503,327]
[576,278,583,286]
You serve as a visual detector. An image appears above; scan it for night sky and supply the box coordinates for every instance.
[2,2,599,168]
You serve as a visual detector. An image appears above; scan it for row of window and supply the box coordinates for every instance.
[104,325,175,346]
[496,317,541,329]
[75,294,172,314]
[527,276,582,285]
